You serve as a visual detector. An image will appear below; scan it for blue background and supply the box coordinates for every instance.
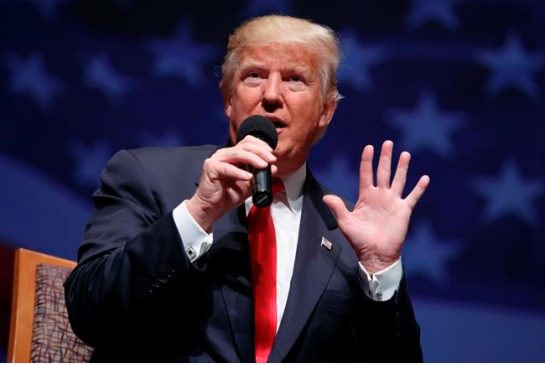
[1,0,544,361]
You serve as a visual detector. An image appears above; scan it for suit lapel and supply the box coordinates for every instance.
[212,205,255,363]
[268,172,341,362]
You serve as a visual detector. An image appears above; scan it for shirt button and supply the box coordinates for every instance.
[187,247,196,259]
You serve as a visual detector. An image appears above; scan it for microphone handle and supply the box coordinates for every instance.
[252,165,272,207]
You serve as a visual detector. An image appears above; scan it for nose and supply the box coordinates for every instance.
[262,73,282,112]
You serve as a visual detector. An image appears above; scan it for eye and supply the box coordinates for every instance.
[287,75,304,83]
[244,71,262,80]
[286,74,307,91]
[242,70,264,86]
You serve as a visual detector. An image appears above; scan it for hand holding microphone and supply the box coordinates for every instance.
[186,115,277,231]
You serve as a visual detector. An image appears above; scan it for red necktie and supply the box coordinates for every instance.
[248,179,284,363]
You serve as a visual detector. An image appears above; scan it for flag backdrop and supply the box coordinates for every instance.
[1,0,544,361]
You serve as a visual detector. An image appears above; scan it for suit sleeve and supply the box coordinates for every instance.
[64,149,197,347]
[354,271,424,362]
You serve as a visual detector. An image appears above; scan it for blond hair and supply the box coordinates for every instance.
[219,15,342,103]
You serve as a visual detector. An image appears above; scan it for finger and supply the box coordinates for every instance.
[405,175,430,209]
[240,134,273,149]
[204,159,253,182]
[214,148,271,170]
[376,140,393,188]
[238,135,277,163]
[391,151,411,195]
[228,179,253,199]
[323,194,350,221]
[358,145,374,197]
[218,135,277,164]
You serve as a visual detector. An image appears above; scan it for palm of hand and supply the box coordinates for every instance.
[323,141,430,273]
[341,186,412,269]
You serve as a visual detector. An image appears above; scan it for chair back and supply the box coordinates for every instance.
[7,248,93,362]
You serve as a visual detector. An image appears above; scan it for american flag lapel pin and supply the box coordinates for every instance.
[321,237,333,251]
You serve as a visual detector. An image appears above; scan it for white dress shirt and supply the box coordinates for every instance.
[172,164,402,329]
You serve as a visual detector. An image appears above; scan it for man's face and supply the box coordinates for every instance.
[225,43,336,177]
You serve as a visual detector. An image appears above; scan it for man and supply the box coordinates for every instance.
[64,15,430,362]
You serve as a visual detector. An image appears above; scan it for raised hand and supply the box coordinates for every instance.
[323,141,430,273]
[186,136,277,232]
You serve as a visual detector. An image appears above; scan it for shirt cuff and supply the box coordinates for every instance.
[172,200,214,262]
[358,258,403,302]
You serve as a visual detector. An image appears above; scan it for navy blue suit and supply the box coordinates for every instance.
[64,145,423,362]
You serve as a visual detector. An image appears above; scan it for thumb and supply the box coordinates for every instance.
[323,194,349,220]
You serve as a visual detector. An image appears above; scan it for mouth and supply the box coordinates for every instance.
[268,117,287,130]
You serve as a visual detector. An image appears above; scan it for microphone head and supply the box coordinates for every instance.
[236,115,278,149]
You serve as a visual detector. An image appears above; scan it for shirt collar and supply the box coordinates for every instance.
[278,163,306,208]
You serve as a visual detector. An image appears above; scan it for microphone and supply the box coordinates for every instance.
[236,115,278,208]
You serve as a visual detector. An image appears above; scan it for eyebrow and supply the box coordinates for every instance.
[238,60,313,75]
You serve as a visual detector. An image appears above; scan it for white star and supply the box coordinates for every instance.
[403,220,462,286]
[69,141,111,188]
[147,24,216,86]
[476,33,545,97]
[405,0,462,31]
[137,130,185,147]
[337,30,386,92]
[6,53,63,110]
[314,155,359,202]
[242,0,292,18]
[84,54,132,102]
[471,160,545,225]
[387,91,465,157]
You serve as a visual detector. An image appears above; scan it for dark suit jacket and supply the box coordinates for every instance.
[64,145,423,362]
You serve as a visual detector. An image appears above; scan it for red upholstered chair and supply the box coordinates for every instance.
[7,248,93,362]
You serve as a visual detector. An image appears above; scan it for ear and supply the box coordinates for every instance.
[318,97,337,128]
[224,102,232,119]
